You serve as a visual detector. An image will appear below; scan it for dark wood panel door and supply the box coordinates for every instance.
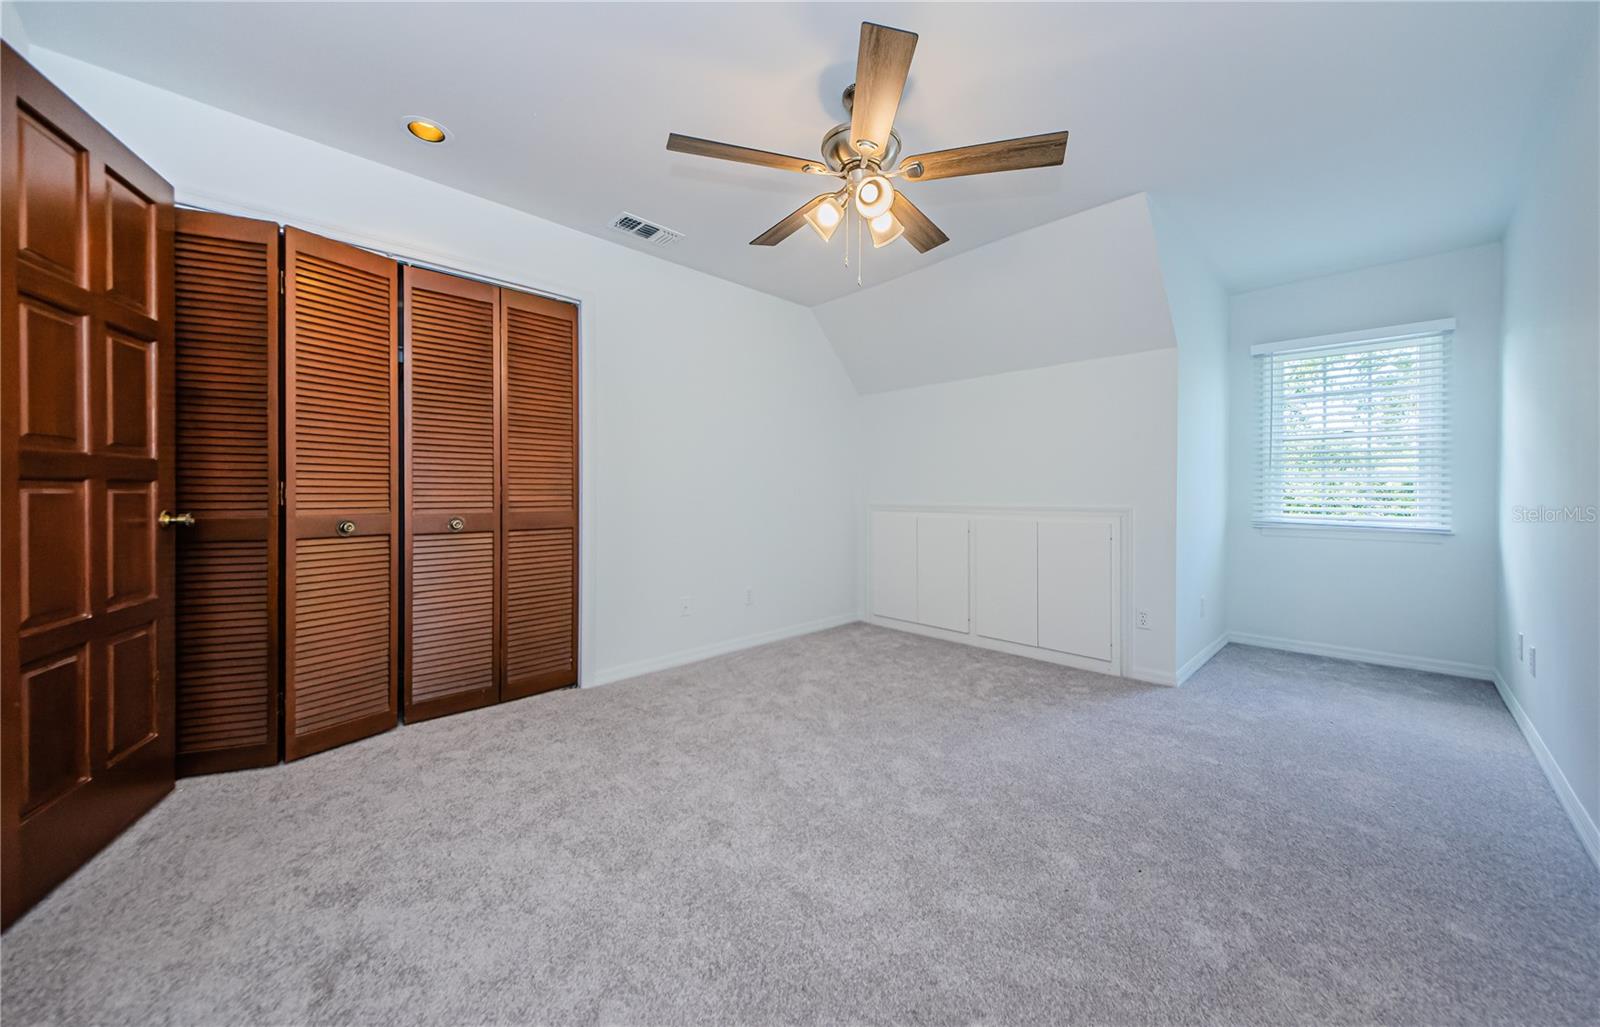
[500,287,578,699]
[1,43,176,928]
[403,267,499,721]
[172,210,279,775]
[282,227,398,760]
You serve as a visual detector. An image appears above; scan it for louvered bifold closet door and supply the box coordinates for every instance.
[403,268,500,721]
[501,288,578,699]
[283,228,399,760]
[172,211,279,774]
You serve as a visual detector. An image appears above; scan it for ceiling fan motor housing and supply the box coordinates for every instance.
[822,116,902,173]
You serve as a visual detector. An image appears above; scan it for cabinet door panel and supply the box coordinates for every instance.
[974,518,1037,646]
[916,515,969,633]
[1038,520,1113,661]
[871,511,917,622]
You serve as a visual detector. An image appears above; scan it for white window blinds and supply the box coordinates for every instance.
[1254,320,1452,532]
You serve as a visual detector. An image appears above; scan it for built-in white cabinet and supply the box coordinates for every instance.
[915,515,970,632]
[974,518,1037,645]
[870,507,1121,675]
[1038,519,1114,662]
[871,511,918,623]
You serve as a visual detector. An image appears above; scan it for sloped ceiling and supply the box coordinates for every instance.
[9,2,1592,305]
[814,194,1176,393]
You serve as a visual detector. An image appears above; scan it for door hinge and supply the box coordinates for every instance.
[279,269,285,296]
[279,481,285,507]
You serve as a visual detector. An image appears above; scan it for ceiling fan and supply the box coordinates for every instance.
[665,21,1068,272]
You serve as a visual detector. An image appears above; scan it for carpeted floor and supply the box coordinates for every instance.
[1,624,1596,1025]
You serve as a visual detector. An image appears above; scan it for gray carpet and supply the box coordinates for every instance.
[2,625,1596,1026]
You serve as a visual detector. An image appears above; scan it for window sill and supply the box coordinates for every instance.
[1253,522,1452,543]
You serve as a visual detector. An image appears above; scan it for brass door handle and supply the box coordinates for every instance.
[158,510,196,528]
[336,520,357,537]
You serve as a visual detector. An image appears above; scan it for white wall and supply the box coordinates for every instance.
[0,2,30,56]
[27,48,861,686]
[1496,27,1599,851]
[857,349,1179,683]
[1226,243,1504,676]
[1150,201,1229,681]
[844,194,1182,683]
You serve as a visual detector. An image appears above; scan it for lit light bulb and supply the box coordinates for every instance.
[804,194,846,242]
[853,174,894,218]
[405,119,448,143]
[868,211,904,248]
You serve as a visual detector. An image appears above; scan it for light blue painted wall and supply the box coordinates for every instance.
[1225,243,1505,674]
[1149,201,1230,678]
[1497,23,1599,834]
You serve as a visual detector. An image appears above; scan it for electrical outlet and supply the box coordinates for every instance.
[1518,633,1524,661]
[1136,609,1151,630]
[679,595,691,617]
[744,587,755,607]
[1529,646,1537,677]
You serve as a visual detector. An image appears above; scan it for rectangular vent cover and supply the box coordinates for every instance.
[610,212,683,247]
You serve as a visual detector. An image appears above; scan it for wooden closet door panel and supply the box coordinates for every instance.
[501,289,577,699]
[403,268,499,721]
[172,210,278,775]
[282,227,397,760]
[2,43,176,928]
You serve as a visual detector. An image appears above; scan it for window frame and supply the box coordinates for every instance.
[1252,318,1454,536]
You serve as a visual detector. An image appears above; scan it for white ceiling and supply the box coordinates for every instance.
[14,2,1592,306]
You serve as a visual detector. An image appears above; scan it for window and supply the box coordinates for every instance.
[1254,319,1452,533]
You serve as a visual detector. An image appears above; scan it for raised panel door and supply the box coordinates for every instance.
[2,43,176,928]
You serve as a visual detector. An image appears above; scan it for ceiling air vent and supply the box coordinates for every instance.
[610,211,683,247]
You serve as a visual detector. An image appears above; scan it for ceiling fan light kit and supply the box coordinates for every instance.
[804,192,847,242]
[868,211,904,249]
[666,21,1069,283]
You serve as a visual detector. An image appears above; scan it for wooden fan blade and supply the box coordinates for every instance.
[850,23,917,160]
[751,194,834,246]
[667,133,826,175]
[890,192,949,253]
[900,131,1069,182]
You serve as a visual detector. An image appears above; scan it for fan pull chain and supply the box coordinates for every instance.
[843,202,850,269]
[856,209,863,287]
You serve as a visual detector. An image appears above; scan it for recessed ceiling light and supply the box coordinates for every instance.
[405,118,448,144]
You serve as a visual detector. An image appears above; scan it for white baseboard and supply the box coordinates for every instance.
[1226,631,1495,681]
[590,614,858,687]
[1491,670,1600,872]
[1176,633,1229,686]
[865,615,1124,679]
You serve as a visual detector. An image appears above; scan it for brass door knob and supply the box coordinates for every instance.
[158,510,196,528]
[447,517,465,533]
[336,520,357,537]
